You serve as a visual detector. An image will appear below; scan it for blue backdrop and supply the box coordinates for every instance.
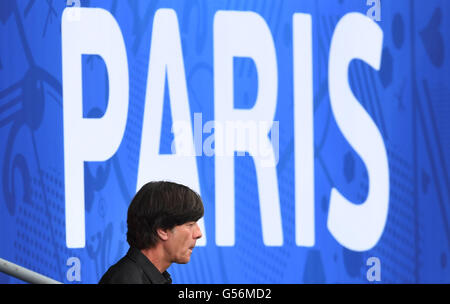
[0,0,449,283]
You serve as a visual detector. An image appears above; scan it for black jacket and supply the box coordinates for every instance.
[98,247,172,284]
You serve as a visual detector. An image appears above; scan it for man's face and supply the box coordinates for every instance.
[165,221,202,264]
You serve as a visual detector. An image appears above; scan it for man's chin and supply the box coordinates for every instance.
[175,256,191,264]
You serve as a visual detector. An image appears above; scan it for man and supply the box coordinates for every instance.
[99,181,204,284]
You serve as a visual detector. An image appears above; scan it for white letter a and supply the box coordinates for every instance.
[137,9,206,246]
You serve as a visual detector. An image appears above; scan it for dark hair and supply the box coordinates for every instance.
[126,181,204,249]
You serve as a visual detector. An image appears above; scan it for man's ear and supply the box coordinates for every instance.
[157,228,169,241]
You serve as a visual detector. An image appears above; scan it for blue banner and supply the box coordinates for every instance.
[0,0,449,283]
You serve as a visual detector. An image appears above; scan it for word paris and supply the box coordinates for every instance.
[62,8,389,252]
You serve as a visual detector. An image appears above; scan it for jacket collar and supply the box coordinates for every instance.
[126,247,172,284]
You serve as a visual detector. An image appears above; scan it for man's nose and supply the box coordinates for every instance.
[193,222,202,239]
